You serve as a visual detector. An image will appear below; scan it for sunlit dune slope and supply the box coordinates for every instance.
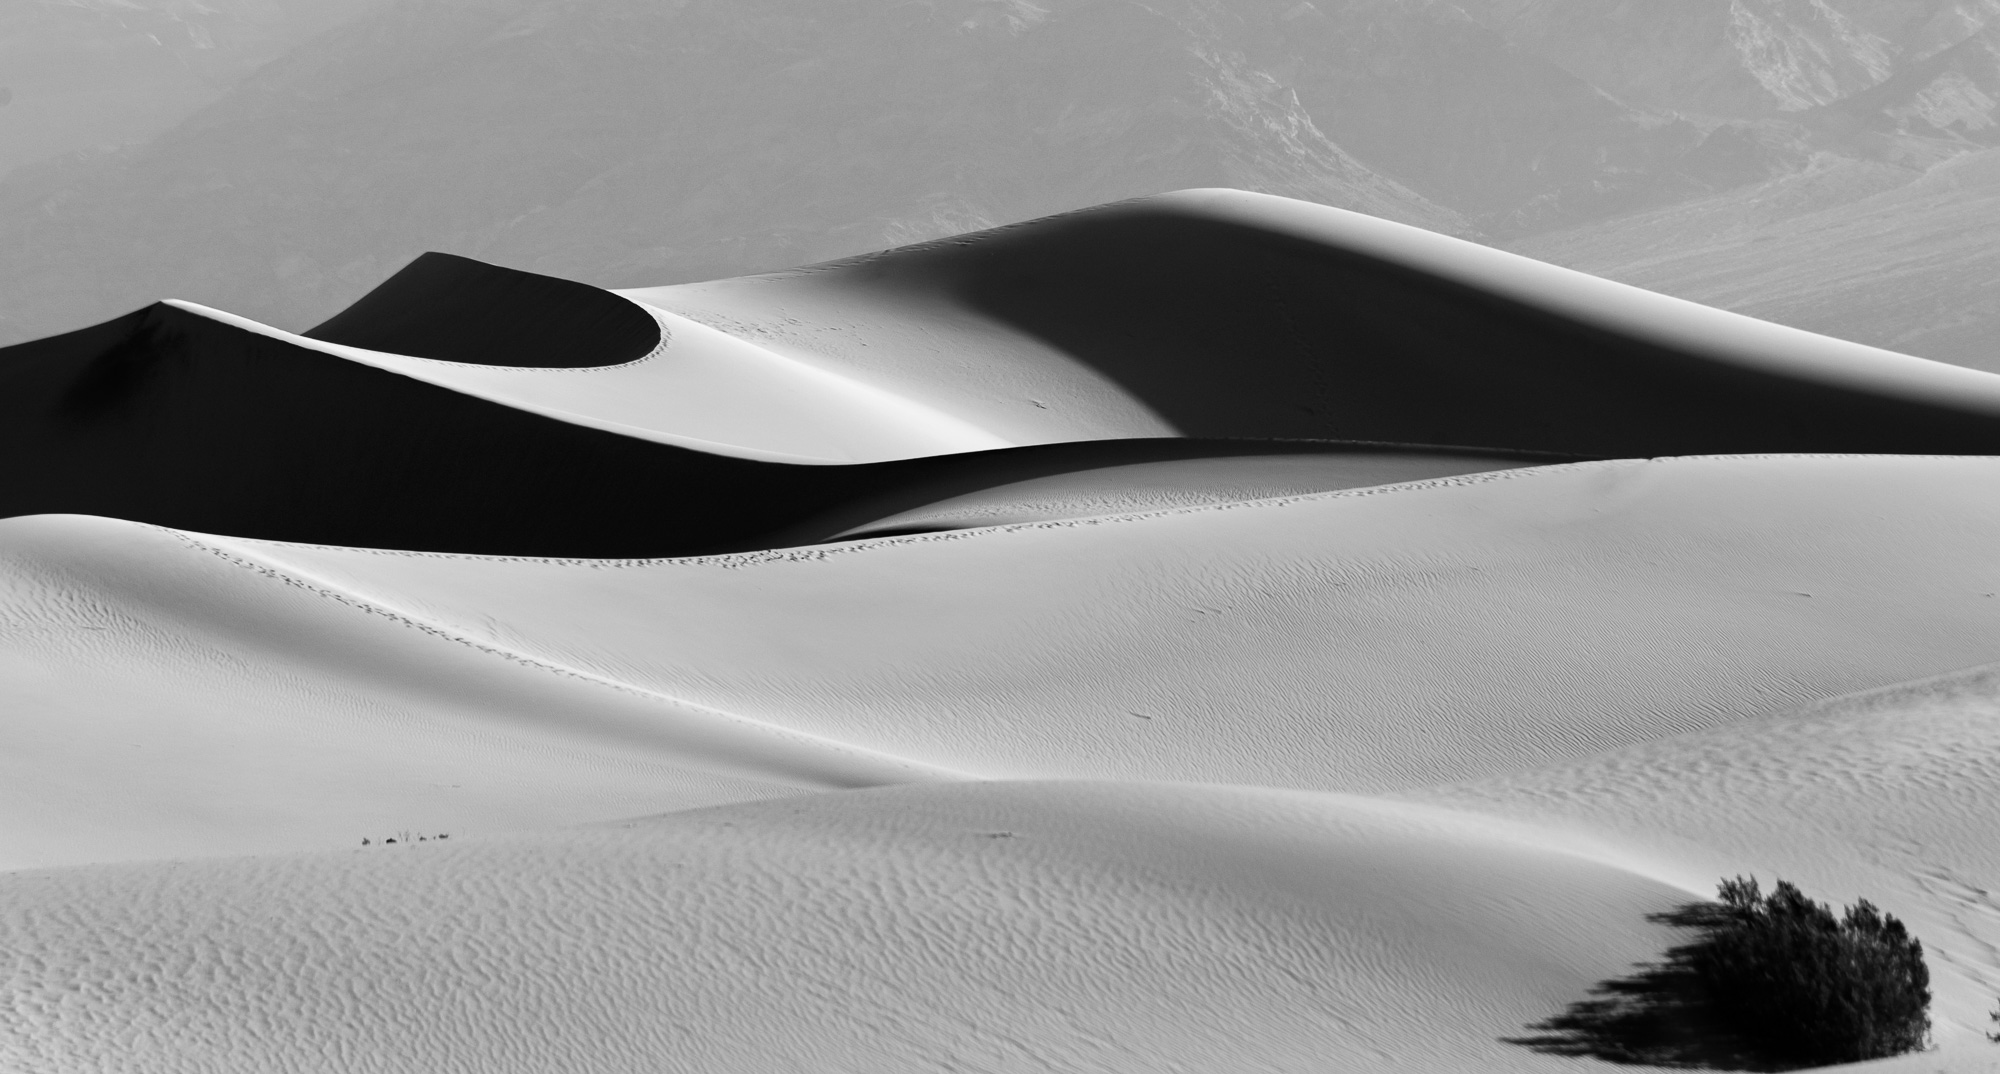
[0,302,1535,555]
[636,189,2000,457]
[14,454,2000,869]
[0,781,1694,1074]
[125,456,2000,815]
[0,513,958,871]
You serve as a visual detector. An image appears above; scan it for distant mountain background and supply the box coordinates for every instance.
[4,0,2000,370]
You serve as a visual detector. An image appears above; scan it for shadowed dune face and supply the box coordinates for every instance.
[303,252,661,368]
[639,191,2000,462]
[807,194,2000,456]
[0,301,1540,555]
[17,192,2000,554]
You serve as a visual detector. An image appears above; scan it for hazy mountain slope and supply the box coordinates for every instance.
[1486,2,2000,368]
[1270,0,1701,231]
[1514,147,2000,371]
[0,0,1480,347]
[11,0,2000,357]
[0,0,391,179]
[1477,0,2000,124]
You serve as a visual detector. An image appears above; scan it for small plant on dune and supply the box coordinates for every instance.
[1691,875,1931,1066]
[1513,875,1933,1068]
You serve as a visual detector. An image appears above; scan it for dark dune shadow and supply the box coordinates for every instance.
[1508,904,1782,1071]
[0,303,1563,557]
[304,252,661,368]
[822,195,2000,457]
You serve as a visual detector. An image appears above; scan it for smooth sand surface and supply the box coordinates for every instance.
[11,454,2000,884]
[200,454,2000,798]
[633,188,2000,457]
[0,514,957,871]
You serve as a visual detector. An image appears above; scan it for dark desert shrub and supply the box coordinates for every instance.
[1692,876,1930,1066]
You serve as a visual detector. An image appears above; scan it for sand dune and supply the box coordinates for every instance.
[636,189,2000,456]
[0,300,1539,555]
[7,190,2000,1071]
[8,453,2000,877]
[12,189,2000,557]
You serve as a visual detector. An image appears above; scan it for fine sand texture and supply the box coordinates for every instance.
[0,782,1704,1074]
[1408,661,2000,1056]
[9,191,2000,1072]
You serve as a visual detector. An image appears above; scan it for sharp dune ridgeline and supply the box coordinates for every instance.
[6,191,2000,1073]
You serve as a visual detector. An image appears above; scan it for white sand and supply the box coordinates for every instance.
[8,451,2000,1069]
[11,192,2000,1070]
[0,514,955,871]
[188,454,2000,798]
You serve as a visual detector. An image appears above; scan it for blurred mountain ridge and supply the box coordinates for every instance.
[4,0,2000,364]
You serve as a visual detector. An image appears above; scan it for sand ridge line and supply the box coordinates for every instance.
[208,454,1607,571]
[249,450,1995,573]
[165,299,860,465]
[288,299,677,375]
[162,526,972,788]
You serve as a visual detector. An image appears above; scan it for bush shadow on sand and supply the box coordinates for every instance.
[1506,903,1781,1071]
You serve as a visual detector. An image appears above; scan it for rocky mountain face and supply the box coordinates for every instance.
[3,0,2000,357]
[1495,1,2000,367]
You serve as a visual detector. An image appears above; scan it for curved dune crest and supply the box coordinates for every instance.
[201,298,1009,463]
[303,252,664,369]
[0,782,1695,1074]
[636,189,2000,457]
[831,449,1537,537]
[0,301,1530,555]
